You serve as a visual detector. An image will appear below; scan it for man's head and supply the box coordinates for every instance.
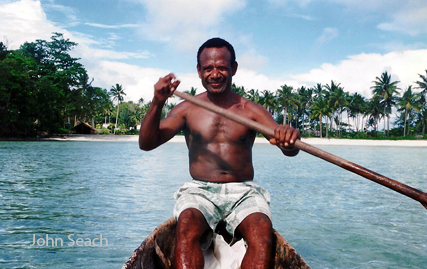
[197,38,238,95]
[197,37,236,67]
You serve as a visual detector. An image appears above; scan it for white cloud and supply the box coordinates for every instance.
[316,27,339,45]
[42,1,79,27]
[86,60,168,103]
[85,22,139,29]
[136,0,246,51]
[290,49,427,98]
[1,0,426,108]
[0,0,59,49]
[76,45,153,60]
[83,60,203,104]
[237,48,268,72]
[377,3,427,36]
[0,0,157,103]
[266,0,313,8]
[331,0,427,36]
[233,68,287,92]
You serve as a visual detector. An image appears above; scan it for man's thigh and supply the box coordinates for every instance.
[176,208,213,250]
[173,181,222,232]
[236,212,273,244]
[224,182,272,236]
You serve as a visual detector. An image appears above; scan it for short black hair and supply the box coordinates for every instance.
[197,37,236,66]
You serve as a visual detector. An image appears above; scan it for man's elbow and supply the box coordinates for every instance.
[138,138,156,151]
[139,143,149,151]
[281,147,300,157]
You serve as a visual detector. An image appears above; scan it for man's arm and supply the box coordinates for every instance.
[139,73,184,151]
[249,101,300,156]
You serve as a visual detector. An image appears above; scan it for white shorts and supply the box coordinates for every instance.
[173,179,272,242]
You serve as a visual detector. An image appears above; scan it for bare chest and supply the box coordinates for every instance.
[185,107,255,143]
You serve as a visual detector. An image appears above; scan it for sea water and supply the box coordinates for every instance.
[0,141,426,268]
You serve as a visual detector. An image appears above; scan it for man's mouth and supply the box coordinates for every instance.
[208,80,224,88]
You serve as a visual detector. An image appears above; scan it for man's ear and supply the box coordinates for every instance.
[232,61,238,76]
[197,64,202,78]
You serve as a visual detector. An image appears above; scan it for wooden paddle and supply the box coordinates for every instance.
[173,90,427,210]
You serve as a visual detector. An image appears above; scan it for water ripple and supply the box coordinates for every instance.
[1,141,426,268]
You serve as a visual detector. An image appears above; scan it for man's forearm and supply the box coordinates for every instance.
[139,98,166,150]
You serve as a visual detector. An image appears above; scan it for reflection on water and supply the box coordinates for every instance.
[1,141,426,268]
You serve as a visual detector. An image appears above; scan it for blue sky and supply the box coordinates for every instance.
[1,0,426,103]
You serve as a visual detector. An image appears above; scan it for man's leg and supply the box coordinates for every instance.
[175,208,210,269]
[236,213,273,269]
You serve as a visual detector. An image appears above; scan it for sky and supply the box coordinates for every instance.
[1,0,426,104]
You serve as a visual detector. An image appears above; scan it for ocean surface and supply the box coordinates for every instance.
[1,141,426,269]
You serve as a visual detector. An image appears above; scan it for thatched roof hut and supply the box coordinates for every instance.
[72,122,97,134]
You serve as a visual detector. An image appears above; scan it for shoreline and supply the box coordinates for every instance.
[31,134,427,147]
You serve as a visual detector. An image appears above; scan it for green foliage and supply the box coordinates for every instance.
[0,33,113,137]
[126,129,139,135]
[97,128,111,135]
[231,83,246,97]
[1,34,426,139]
[117,102,141,129]
[107,124,115,132]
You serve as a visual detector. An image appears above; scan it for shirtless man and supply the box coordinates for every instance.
[139,38,300,269]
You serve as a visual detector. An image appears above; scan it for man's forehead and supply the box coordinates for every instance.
[199,47,231,62]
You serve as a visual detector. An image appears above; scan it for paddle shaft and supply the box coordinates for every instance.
[173,90,427,210]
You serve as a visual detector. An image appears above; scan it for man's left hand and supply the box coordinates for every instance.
[269,125,301,149]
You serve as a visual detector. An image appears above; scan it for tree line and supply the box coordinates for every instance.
[1,33,426,138]
[229,70,426,138]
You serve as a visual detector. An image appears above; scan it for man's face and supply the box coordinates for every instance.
[197,47,237,95]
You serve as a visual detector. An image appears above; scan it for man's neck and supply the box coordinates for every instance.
[206,89,237,107]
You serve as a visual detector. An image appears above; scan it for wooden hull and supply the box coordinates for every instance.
[122,218,310,269]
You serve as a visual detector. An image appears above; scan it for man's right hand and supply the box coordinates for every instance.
[154,73,181,103]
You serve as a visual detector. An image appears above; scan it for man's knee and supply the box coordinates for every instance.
[176,208,209,239]
[238,213,273,245]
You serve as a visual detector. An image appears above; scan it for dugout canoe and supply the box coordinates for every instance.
[122,218,310,269]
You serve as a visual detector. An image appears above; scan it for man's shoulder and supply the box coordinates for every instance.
[170,93,205,116]
[239,96,265,111]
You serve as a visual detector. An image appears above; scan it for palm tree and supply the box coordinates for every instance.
[297,86,313,134]
[415,69,427,103]
[231,84,246,97]
[325,81,348,137]
[109,84,126,134]
[247,89,261,104]
[260,90,277,116]
[416,107,427,135]
[177,87,198,102]
[184,87,197,96]
[415,70,427,134]
[348,93,366,132]
[371,71,400,136]
[313,83,324,98]
[366,95,383,133]
[321,82,333,134]
[397,86,420,136]
[310,96,331,138]
[276,85,298,125]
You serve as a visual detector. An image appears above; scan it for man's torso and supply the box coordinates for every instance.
[182,93,258,183]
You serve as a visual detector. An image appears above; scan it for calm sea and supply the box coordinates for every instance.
[1,140,426,268]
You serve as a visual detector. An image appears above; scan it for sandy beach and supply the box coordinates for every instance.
[43,134,427,147]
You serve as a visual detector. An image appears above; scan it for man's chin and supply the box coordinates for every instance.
[206,85,226,94]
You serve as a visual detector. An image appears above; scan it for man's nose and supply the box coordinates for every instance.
[211,68,220,78]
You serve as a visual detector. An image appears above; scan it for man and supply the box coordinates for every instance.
[139,38,300,269]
